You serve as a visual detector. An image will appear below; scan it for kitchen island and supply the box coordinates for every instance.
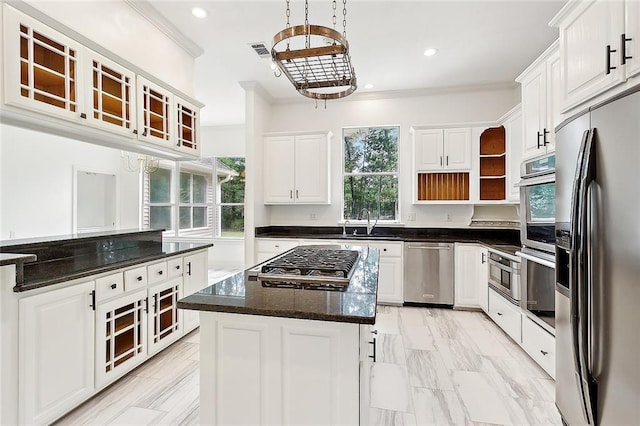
[178,244,379,425]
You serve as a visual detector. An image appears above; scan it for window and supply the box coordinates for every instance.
[343,126,399,221]
[142,157,245,239]
[216,158,245,238]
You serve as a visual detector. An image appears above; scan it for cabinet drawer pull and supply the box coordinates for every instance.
[543,128,550,146]
[369,337,377,362]
[137,276,143,281]
[296,189,299,199]
[133,129,138,135]
[175,265,181,270]
[481,253,486,264]
[110,283,117,290]
[158,270,164,275]
[606,44,617,74]
[290,190,293,199]
[440,156,443,166]
[497,312,503,316]
[446,155,449,166]
[537,131,543,149]
[187,262,192,276]
[540,350,549,356]
[621,33,633,65]
[80,112,87,119]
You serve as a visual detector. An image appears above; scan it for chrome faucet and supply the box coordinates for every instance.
[360,208,378,235]
[342,220,351,236]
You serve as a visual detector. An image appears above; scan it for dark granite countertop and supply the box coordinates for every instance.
[255,226,520,246]
[0,228,162,248]
[0,253,37,266]
[178,244,379,324]
[12,242,212,292]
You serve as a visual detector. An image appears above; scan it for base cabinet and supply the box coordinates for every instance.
[182,250,209,332]
[521,315,556,379]
[95,288,148,388]
[488,288,522,343]
[147,279,183,355]
[199,312,360,425]
[18,281,96,425]
[367,242,403,305]
[454,244,486,309]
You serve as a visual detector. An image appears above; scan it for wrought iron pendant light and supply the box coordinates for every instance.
[271,0,357,100]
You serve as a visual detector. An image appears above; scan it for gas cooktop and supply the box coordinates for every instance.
[254,246,361,291]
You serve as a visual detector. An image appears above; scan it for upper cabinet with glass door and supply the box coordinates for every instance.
[2,4,203,159]
[84,50,137,137]
[3,4,83,121]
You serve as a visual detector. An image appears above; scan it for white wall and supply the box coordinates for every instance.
[264,86,520,228]
[199,124,246,269]
[0,124,139,240]
[24,0,195,95]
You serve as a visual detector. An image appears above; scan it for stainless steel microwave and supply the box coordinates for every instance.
[516,153,556,253]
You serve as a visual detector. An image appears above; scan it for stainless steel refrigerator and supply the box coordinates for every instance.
[555,88,640,425]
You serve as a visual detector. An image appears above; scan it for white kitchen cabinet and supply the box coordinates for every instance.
[3,4,84,122]
[501,105,523,201]
[199,311,360,425]
[414,127,472,171]
[488,288,522,343]
[182,250,209,332]
[174,96,200,156]
[263,132,330,204]
[83,49,137,137]
[137,76,173,147]
[367,242,403,305]
[516,41,560,160]
[147,278,183,355]
[18,281,95,426]
[549,0,640,110]
[95,288,148,388]
[521,315,556,379]
[478,247,489,312]
[454,243,486,309]
[255,238,299,263]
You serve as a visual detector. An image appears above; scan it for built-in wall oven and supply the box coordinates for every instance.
[517,153,556,254]
[516,153,556,332]
[517,248,556,333]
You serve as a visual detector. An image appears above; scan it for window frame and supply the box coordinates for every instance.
[178,170,210,231]
[341,125,401,223]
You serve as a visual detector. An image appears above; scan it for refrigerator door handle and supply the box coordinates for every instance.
[568,129,590,423]
[577,128,598,425]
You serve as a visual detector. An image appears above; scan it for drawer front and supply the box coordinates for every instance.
[147,261,168,284]
[95,272,124,302]
[255,239,298,253]
[124,266,148,291]
[488,289,522,342]
[522,316,555,378]
[167,257,183,278]
[366,242,402,257]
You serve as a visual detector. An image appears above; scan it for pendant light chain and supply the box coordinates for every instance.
[304,0,310,49]
[285,0,291,50]
[332,0,337,30]
[342,0,348,38]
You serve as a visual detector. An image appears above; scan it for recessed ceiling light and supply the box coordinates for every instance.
[364,83,373,89]
[424,48,438,57]
[191,7,207,19]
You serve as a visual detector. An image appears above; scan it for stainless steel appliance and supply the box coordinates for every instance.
[404,242,453,305]
[487,249,521,304]
[247,246,361,291]
[555,88,640,425]
[517,153,556,254]
[518,248,555,332]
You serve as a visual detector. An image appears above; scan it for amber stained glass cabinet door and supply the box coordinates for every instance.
[174,96,200,156]
[84,50,136,137]
[3,4,84,120]
[137,76,173,146]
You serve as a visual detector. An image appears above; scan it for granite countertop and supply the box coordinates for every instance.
[0,228,161,248]
[178,244,379,325]
[255,226,521,247]
[13,242,212,292]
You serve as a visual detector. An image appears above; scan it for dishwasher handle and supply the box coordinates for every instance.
[406,243,452,250]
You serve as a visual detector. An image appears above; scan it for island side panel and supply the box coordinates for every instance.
[0,264,20,425]
[199,311,360,425]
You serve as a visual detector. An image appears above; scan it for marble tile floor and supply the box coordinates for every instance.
[56,280,561,425]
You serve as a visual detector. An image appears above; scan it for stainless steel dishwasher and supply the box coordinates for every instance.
[403,242,454,305]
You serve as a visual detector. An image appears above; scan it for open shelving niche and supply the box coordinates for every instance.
[479,126,506,201]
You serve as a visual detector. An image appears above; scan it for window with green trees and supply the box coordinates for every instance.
[216,158,245,238]
[343,126,399,221]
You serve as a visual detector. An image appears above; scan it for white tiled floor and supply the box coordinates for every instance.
[56,273,562,425]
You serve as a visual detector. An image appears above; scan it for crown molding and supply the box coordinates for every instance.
[124,0,204,58]
[239,81,275,104]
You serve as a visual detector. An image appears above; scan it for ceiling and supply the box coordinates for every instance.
[149,1,566,126]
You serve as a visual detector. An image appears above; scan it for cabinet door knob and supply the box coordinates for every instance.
[606,44,617,74]
[540,350,549,356]
[497,312,503,316]
[133,129,138,135]
[158,270,164,275]
[137,276,143,281]
[175,265,181,270]
[621,33,633,65]
[80,112,87,119]
[110,283,117,289]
